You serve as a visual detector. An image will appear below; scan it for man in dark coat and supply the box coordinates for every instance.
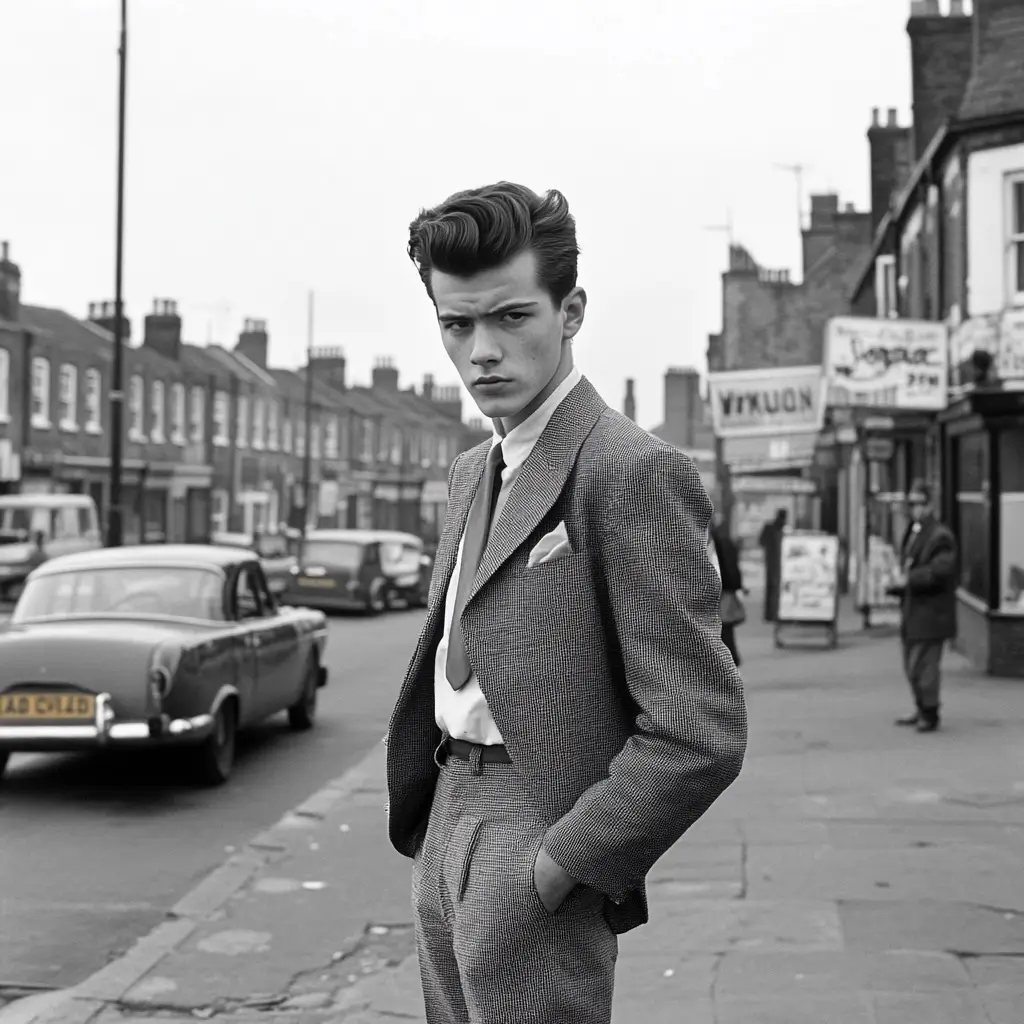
[758,508,787,622]
[887,479,958,733]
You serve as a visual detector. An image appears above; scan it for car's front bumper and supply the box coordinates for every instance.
[0,692,216,752]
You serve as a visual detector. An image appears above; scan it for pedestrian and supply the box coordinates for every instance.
[759,507,787,622]
[386,181,747,1024]
[712,509,745,667]
[886,478,958,733]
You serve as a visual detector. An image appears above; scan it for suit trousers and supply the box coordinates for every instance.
[901,639,943,714]
[412,751,618,1024]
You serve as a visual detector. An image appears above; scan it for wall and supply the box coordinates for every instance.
[966,141,1024,315]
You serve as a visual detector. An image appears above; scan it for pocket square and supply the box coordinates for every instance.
[528,521,574,567]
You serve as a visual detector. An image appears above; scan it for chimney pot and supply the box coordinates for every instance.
[887,107,898,126]
[872,107,880,126]
[1,242,8,261]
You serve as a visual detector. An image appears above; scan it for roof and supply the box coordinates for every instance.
[959,8,1024,121]
[35,544,251,575]
[22,305,113,361]
[206,345,276,389]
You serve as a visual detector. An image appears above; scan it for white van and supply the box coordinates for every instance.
[0,494,102,601]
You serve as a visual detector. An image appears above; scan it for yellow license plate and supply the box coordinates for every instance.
[0,692,96,721]
[298,577,336,589]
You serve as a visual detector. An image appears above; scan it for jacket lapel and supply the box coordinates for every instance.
[465,377,607,606]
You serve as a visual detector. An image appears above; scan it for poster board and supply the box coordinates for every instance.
[859,534,902,627]
[777,531,840,624]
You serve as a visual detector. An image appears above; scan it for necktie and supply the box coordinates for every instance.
[446,442,505,690]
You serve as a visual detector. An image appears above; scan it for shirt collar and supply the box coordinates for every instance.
[491,365,582,474]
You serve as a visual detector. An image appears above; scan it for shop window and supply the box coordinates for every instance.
[955,431,990,603]
[999,428,1024,612]
[1008,173,1024,307]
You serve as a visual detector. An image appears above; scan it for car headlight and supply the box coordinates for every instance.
[149,666,172,702]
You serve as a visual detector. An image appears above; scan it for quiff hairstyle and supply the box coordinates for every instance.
[407,181,580,307]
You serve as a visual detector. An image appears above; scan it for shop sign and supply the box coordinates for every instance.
[731,475,816,495]
[865,436,895,462]
[825,317,948,410]
[708,366,826,439]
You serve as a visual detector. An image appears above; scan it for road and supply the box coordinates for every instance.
[0,608,424,996]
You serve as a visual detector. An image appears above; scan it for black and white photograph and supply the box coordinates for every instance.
[2,1,1024,1022]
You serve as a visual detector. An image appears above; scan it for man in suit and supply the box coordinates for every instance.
[386,181,747,1023]
[887,479,958,733]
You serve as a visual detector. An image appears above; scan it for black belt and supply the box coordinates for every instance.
[444,738,512,763]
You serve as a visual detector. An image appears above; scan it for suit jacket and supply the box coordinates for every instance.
[385,377,747,934]
[893,516,958,642]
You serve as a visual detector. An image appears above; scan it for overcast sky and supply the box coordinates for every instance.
[4,0,920,430]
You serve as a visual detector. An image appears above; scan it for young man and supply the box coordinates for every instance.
[888,479,958,733]
[386,181,747,1023]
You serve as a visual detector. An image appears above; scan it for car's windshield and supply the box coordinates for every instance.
[301,541,364,570]
[13,566,225,622]
[380,541,421,573]
[0,506,51,543]
[256,534,288,559]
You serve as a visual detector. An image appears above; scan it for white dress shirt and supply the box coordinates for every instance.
[434,364,583,744]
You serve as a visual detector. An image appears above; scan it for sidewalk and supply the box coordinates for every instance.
[7,600,1024,1024]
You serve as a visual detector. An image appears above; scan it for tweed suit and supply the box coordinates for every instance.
[386,377,747,1015]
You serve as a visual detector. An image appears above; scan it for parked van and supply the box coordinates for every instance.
[0,494,102,601]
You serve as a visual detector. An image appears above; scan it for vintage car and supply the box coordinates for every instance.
[210,529,299,596]
[281,529,431,614]
[0,545,329,786]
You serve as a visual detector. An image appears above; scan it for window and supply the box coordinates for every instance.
[875,257,897,320]
[252,399,265,450]
[282,415,293,453]
[84,369,102,433]
[0,346,8,423]
[190,386,205,444]
[423,432,435,467]
[999,428,1024,613]
[899,209,924,320]
[296,416,306,458]
[942,157,964,319]
[211,489,229,532]
[150,380,166,443]
[360,418,374,462]
[267,401,280,450]
[324,416,339,459]
[955,431,990,604]
[311,420,322,459]
[213,391,229,446]
[128,374,145,440]
[391,430,403,465]
[57,364,78,431]
[169,383,186,445]
[31,357,51,429]
[410,431,421,467]
[1008,173,1024,305]
[438,434,450,466]
[236,395,249,449]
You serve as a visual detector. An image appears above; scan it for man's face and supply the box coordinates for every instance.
[908,493,931,523]
[431,250,586,431]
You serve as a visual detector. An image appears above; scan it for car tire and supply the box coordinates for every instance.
[288,659,319,731]
[195,700,237,786]
[366,578,388,615]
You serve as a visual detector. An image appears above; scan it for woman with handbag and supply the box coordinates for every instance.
[712,511,745,668]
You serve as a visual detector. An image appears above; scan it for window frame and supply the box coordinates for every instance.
[0,346,10,424]
[252,398,266,451]
[150,379,166,444]
[324,415,339,460]
[31,356,52,430]
[213,390,230,447]
[128,373,145,441]
[190,385,205,444]
[236,394,249,450]
[170,382,187,445]
[1007,170,1024,307]
[84,368,103,434]
[282,414,293,454]
[267,401,280,451]
[58,363,78,432]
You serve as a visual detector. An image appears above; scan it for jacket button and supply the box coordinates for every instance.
[383,801,390,813]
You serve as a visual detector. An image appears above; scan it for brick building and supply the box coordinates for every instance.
[0,248,479,545]
[847,0,1024,673]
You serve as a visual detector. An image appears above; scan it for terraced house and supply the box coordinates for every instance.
[0,245,478,544]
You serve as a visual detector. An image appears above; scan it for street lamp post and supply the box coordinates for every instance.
[107,0,128,547]
[300,291,314,553]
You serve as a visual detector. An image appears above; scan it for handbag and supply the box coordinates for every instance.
[720,590,746,626]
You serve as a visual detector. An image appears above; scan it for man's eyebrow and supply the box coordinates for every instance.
[437,300,540,321]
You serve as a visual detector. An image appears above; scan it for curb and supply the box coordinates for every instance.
[0,741,388,1024]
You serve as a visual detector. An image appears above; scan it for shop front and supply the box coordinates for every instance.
[821,316,948,626]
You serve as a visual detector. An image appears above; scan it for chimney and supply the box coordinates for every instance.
[236,318,269,369]
[422,373,434,401]
[664,367,701,450]
[310,345,346,391]
[802,194,841,275]
[623,379,636,422]
[907,0,974,159]
[143,298,182,360]
[0,242,21,324]
[867,109,914,232]
[87,299,132,343]
[371,357,399,391]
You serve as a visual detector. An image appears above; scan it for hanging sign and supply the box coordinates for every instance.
[825,317,948,410]
[708,366,826,438]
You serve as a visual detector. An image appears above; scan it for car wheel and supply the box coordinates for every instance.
[288,659,319,731]
[195,700,237,786]
[366,578,388,615]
